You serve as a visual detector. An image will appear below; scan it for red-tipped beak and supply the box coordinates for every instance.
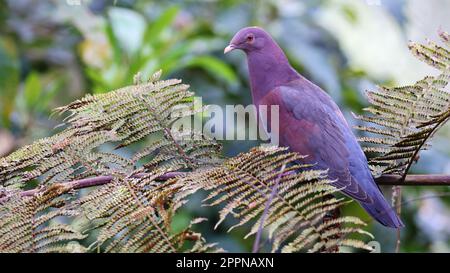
[224,44,235,54]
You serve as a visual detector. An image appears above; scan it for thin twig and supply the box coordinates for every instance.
[252,164,286,253]
[393,185,402,253]
[391,110,450,253]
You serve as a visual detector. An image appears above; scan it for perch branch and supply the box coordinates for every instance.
[0,172,185,203]
[375,174,450,186]
[1,173,449,203]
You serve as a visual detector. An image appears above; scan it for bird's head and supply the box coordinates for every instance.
[224,26,272,54]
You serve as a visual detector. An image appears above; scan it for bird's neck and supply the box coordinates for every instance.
[246,46,300,103]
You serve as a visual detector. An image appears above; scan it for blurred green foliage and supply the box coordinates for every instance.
[0,0,449,253]
[0,37,19,127]
[85,5,236,92]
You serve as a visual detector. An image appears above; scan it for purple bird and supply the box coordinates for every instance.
[224,26,403,228]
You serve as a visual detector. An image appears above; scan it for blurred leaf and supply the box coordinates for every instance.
[130,6,181,77]
[38,75,65,113]
[143,6,179,45]
[157,43,191,74]
[108,7,146,55]
[24,72,42,109]
[105,21,121,65]
[184,56,238,85]
[0,37,19,128]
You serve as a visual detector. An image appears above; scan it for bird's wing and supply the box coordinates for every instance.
[259,82,373,203]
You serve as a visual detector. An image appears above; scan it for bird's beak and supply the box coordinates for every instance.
[224,44,235,54]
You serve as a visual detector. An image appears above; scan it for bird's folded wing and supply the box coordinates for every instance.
[260,83,372,203]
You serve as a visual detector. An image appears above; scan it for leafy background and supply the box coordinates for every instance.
[0,0,449,252]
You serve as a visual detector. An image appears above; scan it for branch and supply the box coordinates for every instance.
[1,173,449,203]
[0,172,185,203]
[375,174,450,186]
[20,175,113,197]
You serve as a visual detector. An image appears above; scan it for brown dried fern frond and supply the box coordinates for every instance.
[174,146,373,253]
[0,185,86,253]
[0,70,222,253]
[76,168,221,253]
[0,70,221,188]
[355,31,450,177]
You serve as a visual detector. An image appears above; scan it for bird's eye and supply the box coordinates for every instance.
[246,34,254,43]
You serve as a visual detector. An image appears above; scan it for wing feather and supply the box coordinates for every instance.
[258,81,373,203]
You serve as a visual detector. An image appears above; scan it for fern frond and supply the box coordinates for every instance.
[0,70,221,188]
[0,185,86,253]
[356,31,450,177]
[0,71,222,253]
[175,146,373,253]
[77,168,221,253]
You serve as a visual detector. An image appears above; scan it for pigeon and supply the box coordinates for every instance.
[224,26,403,228]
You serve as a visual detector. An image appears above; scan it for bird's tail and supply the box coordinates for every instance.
[360,193,404,228]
